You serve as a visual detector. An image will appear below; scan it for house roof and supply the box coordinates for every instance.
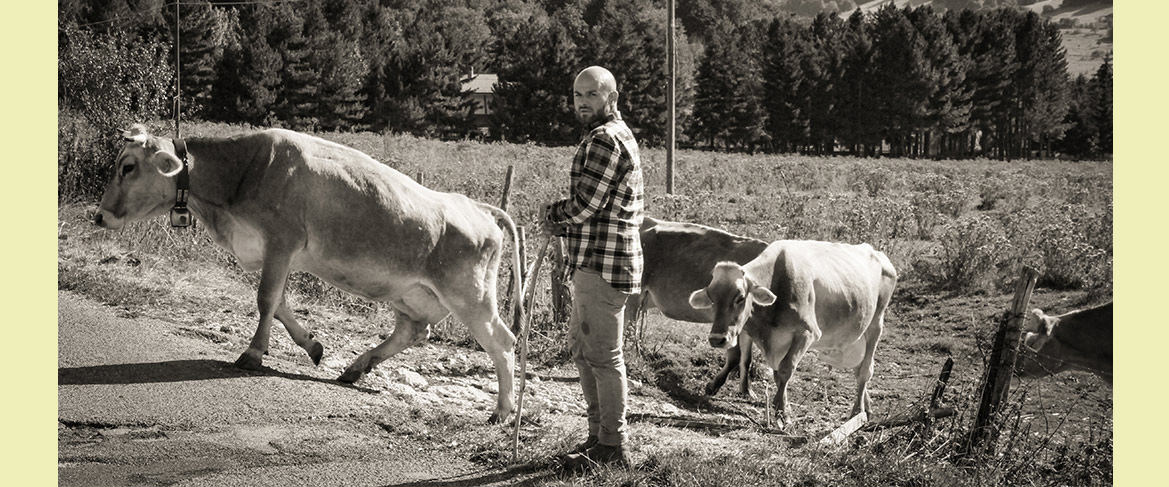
[461,73,498,94]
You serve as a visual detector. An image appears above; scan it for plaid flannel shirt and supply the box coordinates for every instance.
[547,112,645,294]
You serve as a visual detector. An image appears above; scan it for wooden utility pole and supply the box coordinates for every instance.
[173,1,181,138]
[968,266,1040,457]
[666,0,676,194]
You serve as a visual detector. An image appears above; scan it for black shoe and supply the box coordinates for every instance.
[567,435,599,455]
[562,443,631,472]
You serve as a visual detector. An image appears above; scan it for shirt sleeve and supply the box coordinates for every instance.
[549,131,626,225]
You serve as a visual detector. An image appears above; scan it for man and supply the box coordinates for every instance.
[541,66,644,470]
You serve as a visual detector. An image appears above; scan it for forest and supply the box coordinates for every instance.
[59,0,1113,199]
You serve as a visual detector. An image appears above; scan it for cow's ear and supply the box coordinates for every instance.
[689,289,713,310]
[152,151,184,177]
[1024,309,1052,335]
[749,286,776,306]
[122,124,150,144]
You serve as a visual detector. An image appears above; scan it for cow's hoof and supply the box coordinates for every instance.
[703,382,720,396]
[309,342,324,366]
[234,353,263,371]
[738,389,756,400]
[487,412,504,424]
[337,370,363,384]
[774,412,790,429]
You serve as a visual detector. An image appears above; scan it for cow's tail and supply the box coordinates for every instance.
[477,202,525,337]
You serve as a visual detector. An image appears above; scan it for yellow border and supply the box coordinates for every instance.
[1115,2,1155,485]
[34,2,1134,486]
[6,2,57,486]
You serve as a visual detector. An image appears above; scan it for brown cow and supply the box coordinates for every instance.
[689,240,897,427]
[95,125,523,423]
[1017,302,1112,385]
[628,217,768,397]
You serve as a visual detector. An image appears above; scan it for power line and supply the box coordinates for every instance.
[68,2,177,29]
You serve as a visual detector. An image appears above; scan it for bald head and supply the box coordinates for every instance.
[573,66,619,125]
[576,66,617,94]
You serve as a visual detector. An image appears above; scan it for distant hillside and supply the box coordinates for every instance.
[828,0,1113,77]
[841,0,1112,24]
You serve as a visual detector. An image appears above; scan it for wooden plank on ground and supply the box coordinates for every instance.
[819,412,868,446]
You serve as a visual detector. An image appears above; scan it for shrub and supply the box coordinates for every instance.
[849,164,896,197]
[1000,203,1113,291]
[58,26,174,202]
[934,215,1013,292]
[1034,207,1113,290]
[58,110,110,202]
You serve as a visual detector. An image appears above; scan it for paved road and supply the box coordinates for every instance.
[58,291,552,487]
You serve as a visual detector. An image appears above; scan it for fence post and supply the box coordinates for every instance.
[514,228,528,326]
[499,166,516,312]
[967,266,1040,457]
[499,165,514,212]
[550,238,572,323]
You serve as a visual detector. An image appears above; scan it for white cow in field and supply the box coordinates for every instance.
[96,124,523,423]
[689,240,897,427]
[630,217,769,397]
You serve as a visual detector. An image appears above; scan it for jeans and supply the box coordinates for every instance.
[568,268,631,446]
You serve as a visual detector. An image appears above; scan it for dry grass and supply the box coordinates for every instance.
[58,121,1112,486]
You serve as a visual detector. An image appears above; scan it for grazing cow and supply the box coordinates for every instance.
[95,125,523,423]
[688,240,897,427]
[628,217,768,397]
[1016,302,1112,385]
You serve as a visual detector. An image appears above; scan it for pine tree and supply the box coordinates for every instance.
[691,20,732,148]
[578,0,665,145]
[692,19,766,149]
[315,0,369,131]
[170,0,232,118]
[804,12,847,154]
[869,5,929,156]
[269,3,320,130]
[317,39,370,132]
[908,5,970,157]
[837,9,881,155]
[355,1,405,132]
[761,15,808,153]
[1053,74,1095,158]
[950,8,1018,159]
[1011,10,1069,158]
[491,4,580,143]
[209,4,282,125]
[1090,57,1112,156]
[725,20,768,151]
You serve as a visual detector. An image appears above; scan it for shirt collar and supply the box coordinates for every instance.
[585,110,621,131]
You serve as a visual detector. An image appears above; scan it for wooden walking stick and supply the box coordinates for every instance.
[512,234,554,462]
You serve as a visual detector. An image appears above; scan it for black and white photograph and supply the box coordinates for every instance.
[56,1,1114,485]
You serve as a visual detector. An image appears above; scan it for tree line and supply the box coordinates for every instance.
[58,0,1110,161]
[692,4,1111,159]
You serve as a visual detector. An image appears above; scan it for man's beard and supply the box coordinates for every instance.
[576,106,606,125]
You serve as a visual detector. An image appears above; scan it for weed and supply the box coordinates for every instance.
[59,122,1112,486]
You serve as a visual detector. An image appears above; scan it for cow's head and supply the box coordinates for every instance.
[94,124,184,229]
[688,262,776,349]
[1021,308,1056,351]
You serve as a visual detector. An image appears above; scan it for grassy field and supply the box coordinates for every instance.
[58,121,1112,485]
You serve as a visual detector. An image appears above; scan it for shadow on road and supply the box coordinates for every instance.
[58,359,380,393]
[382,465,557,487]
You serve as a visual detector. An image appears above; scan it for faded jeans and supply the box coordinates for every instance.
[568,268,631,447]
